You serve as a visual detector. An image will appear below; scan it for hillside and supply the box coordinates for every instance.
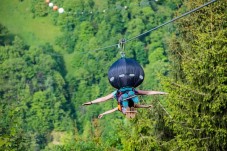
[0,0,226,150]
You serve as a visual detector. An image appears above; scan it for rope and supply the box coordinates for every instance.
[89,0,218,52]
[125,0,217,42]
[45,0,218,56]
[90,43,119,52]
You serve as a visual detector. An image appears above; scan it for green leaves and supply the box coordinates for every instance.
[3,0,226,150]
[0,34,73,150]
[164,0,227,150]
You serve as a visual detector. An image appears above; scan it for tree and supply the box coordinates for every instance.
[164,0,227,150]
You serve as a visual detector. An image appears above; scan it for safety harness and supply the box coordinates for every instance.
[114,87,139,112]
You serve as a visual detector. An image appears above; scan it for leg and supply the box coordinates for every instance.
[125,107,131,118]
[134,104,153,108]
[125,107,137,119]
[130,107,136,118]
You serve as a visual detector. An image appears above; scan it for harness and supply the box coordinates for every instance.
[115,87,139,112]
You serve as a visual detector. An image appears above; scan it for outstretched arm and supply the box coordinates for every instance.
[136,90,167,95]
[82,93,114,106]
[98,107,118,118]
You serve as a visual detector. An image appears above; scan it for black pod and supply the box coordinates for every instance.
[108,58,145,89]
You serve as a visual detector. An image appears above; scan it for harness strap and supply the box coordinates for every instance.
[123,95,137,101]
[117,103,122,111]
[116,87,139,113]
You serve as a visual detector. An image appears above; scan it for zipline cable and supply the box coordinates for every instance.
[91,43,119,52]
[44,0,218,55]
[126,0,217,42]
[90,0,218,52]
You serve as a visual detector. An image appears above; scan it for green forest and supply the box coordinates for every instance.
[0,0,226,150]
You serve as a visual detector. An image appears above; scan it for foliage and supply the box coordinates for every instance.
[30,0,48,17]
[164,0,227,150]
[1,0,225,150]
[0,32,73,150]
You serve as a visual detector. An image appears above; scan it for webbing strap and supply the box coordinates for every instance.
[123,95,137,101]
[118,87,134,93]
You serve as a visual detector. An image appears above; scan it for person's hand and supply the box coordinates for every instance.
[82,102,92,106]
[148,105,153,108]
[98,114,103,119]
[148,105,153,110]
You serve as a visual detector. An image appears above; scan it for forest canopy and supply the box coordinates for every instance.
[0,0,226,150]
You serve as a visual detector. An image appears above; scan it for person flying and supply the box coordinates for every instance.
[83,88,167,118]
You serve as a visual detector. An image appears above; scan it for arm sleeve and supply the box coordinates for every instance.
[112,90,118,99]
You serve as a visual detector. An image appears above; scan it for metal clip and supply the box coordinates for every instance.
[119,39,126,58]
